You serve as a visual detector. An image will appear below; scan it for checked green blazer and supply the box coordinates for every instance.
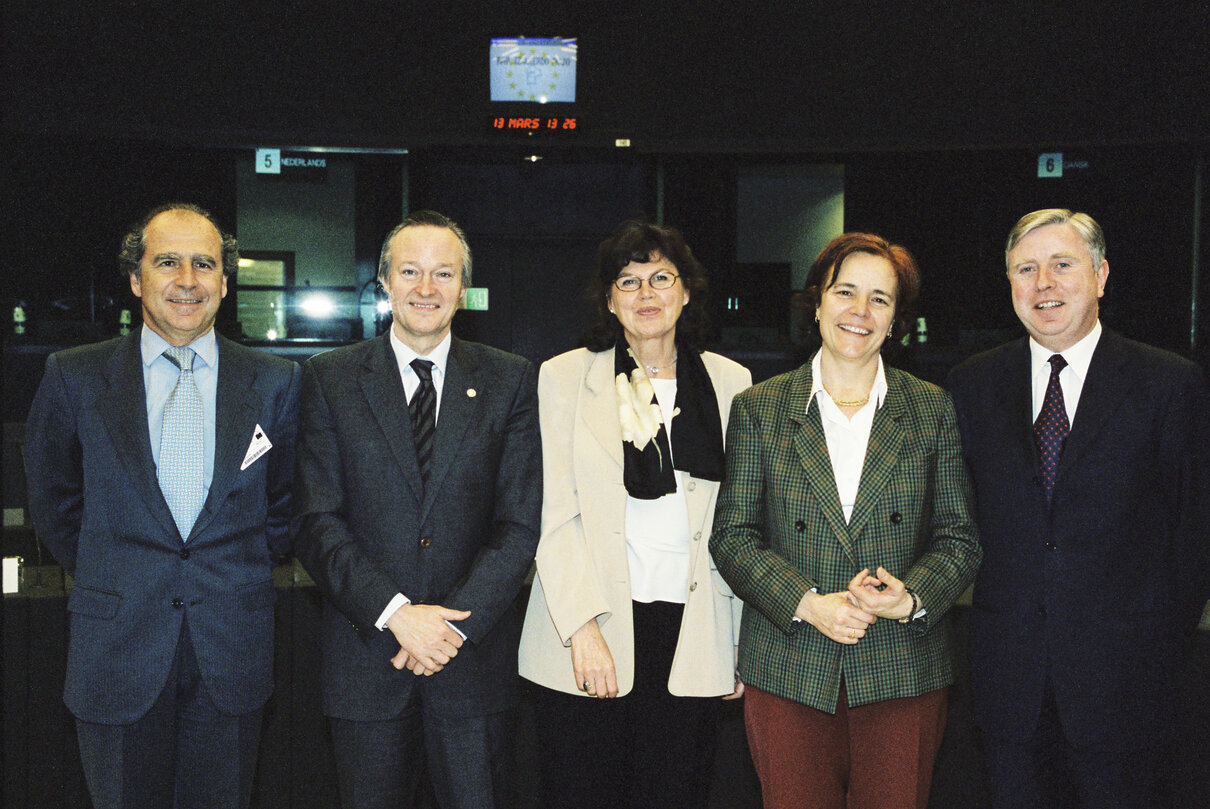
[709,361,981,714]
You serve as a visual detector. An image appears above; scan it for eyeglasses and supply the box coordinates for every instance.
[613,271,680,292]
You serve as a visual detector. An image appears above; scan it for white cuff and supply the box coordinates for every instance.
[376,593,411,630]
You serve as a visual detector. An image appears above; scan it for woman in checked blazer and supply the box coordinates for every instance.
[710,233,981,809]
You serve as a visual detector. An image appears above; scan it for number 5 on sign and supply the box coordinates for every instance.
[1037,153,1063,178]
[256,148,281,175]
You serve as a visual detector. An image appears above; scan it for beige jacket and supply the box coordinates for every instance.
[518,347,752,697]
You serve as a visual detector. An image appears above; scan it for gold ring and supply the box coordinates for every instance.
[849,631,856,639]
[583,681,591,691]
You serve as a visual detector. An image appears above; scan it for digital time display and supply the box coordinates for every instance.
[489,116,579,134]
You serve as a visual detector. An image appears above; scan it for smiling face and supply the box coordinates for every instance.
[1007,223,1108,352]
[129,209,228,346]
[607,253,689,346]
[384,224,466,355]
[816,251,897,368]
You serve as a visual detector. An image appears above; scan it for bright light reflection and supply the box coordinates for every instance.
[266,328,279,341]
[376,300,391,314]
[301,293,335,319]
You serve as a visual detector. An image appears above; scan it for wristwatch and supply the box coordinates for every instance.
[897,587,927,624]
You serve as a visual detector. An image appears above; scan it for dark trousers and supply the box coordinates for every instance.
[75,619,264,809]
[329,693,514,809]
[983,677,1168,809]
[744,681,948,809]
[531,600,721,809]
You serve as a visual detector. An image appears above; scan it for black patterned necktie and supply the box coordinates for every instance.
[409,359,436,483]
[1033,354,1069,502]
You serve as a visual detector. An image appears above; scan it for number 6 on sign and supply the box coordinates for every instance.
[1037,153,1063,178]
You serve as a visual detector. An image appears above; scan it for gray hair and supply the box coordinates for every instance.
[1005,208,1106,271]
[377,210,472,286]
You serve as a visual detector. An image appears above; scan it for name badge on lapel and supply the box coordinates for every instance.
[241,424,273,470]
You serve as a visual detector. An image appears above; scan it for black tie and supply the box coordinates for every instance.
[409,359,436,483]
[1033,354,1069,502]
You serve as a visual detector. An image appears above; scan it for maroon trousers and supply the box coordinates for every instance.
[744,682,948,809]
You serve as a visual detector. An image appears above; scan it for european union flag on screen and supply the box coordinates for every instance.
[490,38,577,103]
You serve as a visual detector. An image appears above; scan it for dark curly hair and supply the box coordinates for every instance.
[118,203,237,278]
[583,220,711,352]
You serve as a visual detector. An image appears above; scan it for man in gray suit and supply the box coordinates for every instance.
[24,203,301,809]
[292,210,542,809]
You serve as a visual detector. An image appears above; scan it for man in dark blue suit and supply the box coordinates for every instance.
[947,209,1210,809]
[292,210,541,809]
[24,203,302,809]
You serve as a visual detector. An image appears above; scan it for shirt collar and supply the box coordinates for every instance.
[1028,319,1101,382]
[808,350,888,410]
[140,324,218,369]
[389,328,452,375]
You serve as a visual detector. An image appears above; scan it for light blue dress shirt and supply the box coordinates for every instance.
[141,325,219,496]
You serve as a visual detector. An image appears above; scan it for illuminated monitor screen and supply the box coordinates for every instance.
[490,37,577,103]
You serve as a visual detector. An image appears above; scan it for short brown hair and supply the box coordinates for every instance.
[798,232,920,339]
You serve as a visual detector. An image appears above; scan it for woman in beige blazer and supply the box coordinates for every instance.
[519,220,751,809]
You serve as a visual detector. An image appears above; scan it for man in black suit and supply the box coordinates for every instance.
[292,210,541,809]
[947,208,1210,809]
[24,203,301,808]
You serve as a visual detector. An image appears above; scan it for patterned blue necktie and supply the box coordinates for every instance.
[1033,354,1069,503]
[159,346,204,539]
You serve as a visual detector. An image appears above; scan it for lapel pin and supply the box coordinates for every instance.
[467,388,477,398]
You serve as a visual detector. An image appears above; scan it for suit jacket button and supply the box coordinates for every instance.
[419,537,432,548]
[179,548,190,560]
[171,597,184,608]
[1045,541,1057,552]
[693,531,702,541]
[794,520,806,531]
[890,512,903,524]
[1032,476,1042,486]
[687,481,696,491]
[689,582,697,592]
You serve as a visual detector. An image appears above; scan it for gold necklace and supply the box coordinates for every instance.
[827,390,869,407]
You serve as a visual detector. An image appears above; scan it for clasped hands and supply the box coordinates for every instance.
[387,603,471,676]
[796,567,914,645]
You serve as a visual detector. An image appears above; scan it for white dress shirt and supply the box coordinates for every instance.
[1029,320,1102,425]
[808,351,889,523]
[625,378,693,604]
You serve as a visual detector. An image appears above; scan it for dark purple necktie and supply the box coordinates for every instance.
[409,359,436,483]
[1033,354,1069,502]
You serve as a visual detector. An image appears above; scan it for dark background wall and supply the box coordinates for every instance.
[4,2,1207,150]
[5,2,1209,365]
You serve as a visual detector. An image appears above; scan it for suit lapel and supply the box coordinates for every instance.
[190,337,261,542]
[1009,339,1039,468]
[582,348,624,469]
[95,333,180,541]
[360,335,424,505]
[787,365,856,565]
[1056,330,1128,481]
[847,373,906,543]
[421,338,479,520]
[684,358,730,583]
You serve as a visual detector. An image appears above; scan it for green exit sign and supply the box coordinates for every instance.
[464,287,489,311]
